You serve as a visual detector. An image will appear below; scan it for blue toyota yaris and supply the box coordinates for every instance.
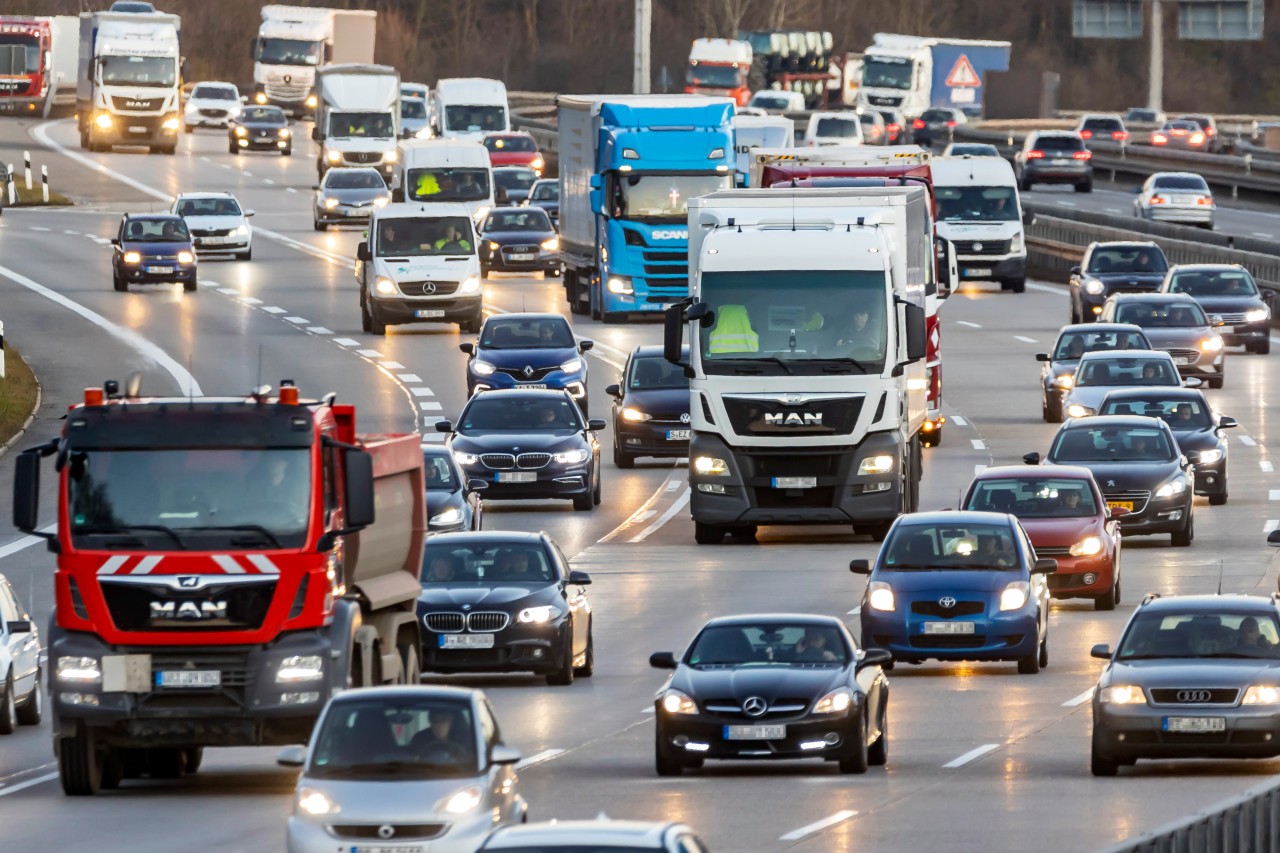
[461,313,592,414]
[853,510,1056,674]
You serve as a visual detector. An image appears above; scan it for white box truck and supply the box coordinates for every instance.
[313,63,400,181]
[432,78,510,140]
[252,4,376,116]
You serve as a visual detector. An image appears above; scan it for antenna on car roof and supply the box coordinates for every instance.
[1216,559,1224,595]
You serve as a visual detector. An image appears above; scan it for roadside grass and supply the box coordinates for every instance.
[0,344,39,446]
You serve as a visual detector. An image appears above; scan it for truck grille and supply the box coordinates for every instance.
[399,281,459,297]
[149,652,251,688]
[723,395,863,437]
[100,578,276,632]
[264,85,309,101]
[866,95,902,107]
[953,240,1010,256]
[0,78,32,96]
[342,151,383,165]
[110,96,164,112]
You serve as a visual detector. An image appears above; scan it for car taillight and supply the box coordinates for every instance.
[912,119,925,129]
[1196,196,1214,206]
[1080,129,1093,139]
[1072,150,1092,160]
[887,123,900,133]
[1112,130,1128,140]
[1025,150,1045,159]
[1205,127,1216,136]
[1149,195,1166,204]
[946,120,957,127]
[1190,132,1205,145]
[1152,133,1168,145]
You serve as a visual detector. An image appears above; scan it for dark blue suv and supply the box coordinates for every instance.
[111,214,198,293]
[461,313,592,413]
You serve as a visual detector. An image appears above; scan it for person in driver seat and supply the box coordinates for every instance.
[409,706,474,762]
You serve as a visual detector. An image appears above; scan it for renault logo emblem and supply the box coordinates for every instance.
[523,365,535,377]
[938,596,956,609]
[377,825,395,840]
[1176,689,1212,703]
[680,413,690,424]
[742,696,768,717]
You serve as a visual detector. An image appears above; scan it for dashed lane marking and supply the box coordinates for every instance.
[411,388,434,397]
[779,810,859,843]
[332,338,360,347]
[0,772,58,797]
[306,327,333,335]
[357,349,383,358]
[381,361,405,369]
[943,743,1000,768]
[263,306,286,314]
[848,606,861,615]
[285,316,308,324]
[1014,335,1037,343]
[971,439,986,450]
[1266,520,1279,534]
[950,415,968,426]
[398,374,423,383]
[1263,461,1275,473]
[974,464,987,475]
[957,320,982,328]
[1240,435,1257,446]
[515,749,564,770]
[1063,688,1094,707]
[1270,490,1280,501]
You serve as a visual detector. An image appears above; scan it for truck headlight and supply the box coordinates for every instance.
[429,507,462,526]
[814,687,853,714]
[305,94,318,108]
[1246,307,1270,322]
[607,276,633,295]
[438,786,482,814]
[326,149,341,163]
[177,251,195,265]
[1101,684,1145,705]
[123,251,142,265]
[276,655,323,682]
[693,456,729,476]
[57,656,101,683]
[621,407,651,422]
[324,197,339,209]
[383,149,397,163]
[471,360,496,376]
[1083,278,1105,295]
[255,92,268,105]
[1154,477,1187,498]
[858,455,895,475]
[867,581,895,612]
[235,126,247,137]
[554,448,589,464]
[517,604,560,623]
[94,112,113,129]
[458,276,480,294]
[999,581,1029,611]
[374,276,398,295]
[660,689,697,715]
[559,357,583,373]
[1069,535,1102,557]
[1200,336,1223,352]
[1243,685,1280,705]
[162,115,180,131]
[541,236,559,252]
[297,787,336,816]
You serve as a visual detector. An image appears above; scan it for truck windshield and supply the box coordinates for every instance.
[100,56,176,88]
[66,448,311,550]
[0,38,40,75]
[444,105,506,133]
[686,64,744,89]
[862,57,913,91]
[376,215,474,257]
[256,37,321,66]
[330,111,394,138]
[614,173,733,222]
[936,186,1018,222]
[698,270,889,375]
[406,168,490,203]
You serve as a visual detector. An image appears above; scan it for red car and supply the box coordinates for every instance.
[962,465,1123,610]
[483,132,545,176]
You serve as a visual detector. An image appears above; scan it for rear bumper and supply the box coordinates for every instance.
[1023,162,1092,182]
[1144,205,1213,225]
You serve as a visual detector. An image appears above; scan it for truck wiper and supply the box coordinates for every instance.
[718,356,794,375]
[78,525,188,550]
[817,357,869,374]
[195,525,285,549]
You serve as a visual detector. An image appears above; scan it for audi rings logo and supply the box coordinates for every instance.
[378,825,396,840]
[680,413,690,424]
[938,596,957,609]
[742,696,768,717]
[1177,689,1213,703]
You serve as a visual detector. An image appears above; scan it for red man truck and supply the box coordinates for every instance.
[12,379,425,795]
[0,18,51,114]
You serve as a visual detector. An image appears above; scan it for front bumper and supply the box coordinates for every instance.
[92,116,178,146]
[615,420,690,459]
[119,262,197,285]
[455,463,592,500]
[956,254,1026,284]
[482,247,561,273]
[287,813,488,853]
[1094,701,1280,760]
[1221,320,1270,347]
[193,237,250,253]
[185,112,236,128]
[862,608,1039,662]
[1167,351,1223,379]
[371,293,482,325]
[1192,457,1227,496]
[656,707,862,762]
[235,134,291,151]
[1043,552,1116,598]
[420,620,566,674]
[1112,493,1192,536]
[316,203,379,223]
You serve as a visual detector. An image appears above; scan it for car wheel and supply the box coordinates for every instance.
[728,526,757,543]
[654,725,684,777]
[1007,278,1026,294]
[613,442,635,469]
[313,217,326,232]
[1207,375,1224,390]
[867,708,888,767]
[1017,633,1042,674]
[838,711,869,774]
[920,426,940,448]
[480,264,490,279]
[1038,631,1049,668]
[1076,180,1093,193]
[1209,485,1228,507]
[229,144,238,155]
[572,489,594,512]
[1094,580,1117,611]
[0,671,16,735]
[16,669,41,726]
[368,301,387,336]
[573,622,595,678]
[694,522,726,545]
[183,278,197,293]
[360,294,373,333]
[1252,338,1271,355]
[461,313,482,334]
[59,725,106,795]
[281,147,291,157]
[1045,395,1064,424]
[1171,512,1194,547]
[545,627,576,686]
[593,468,602,506]
[113,268,127,293]
[1091,731,1119,777]
[236,248,251,261]
[862,520,892,542]
[1019,175,1032,192]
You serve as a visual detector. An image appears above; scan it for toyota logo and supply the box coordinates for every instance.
[680,413,690,424]
[523,365,535,377]
[377,825,395,840]
[972,242,983,252]
[422,282,437,294]
[938,596,956,609]
[1177,689,1213,703]
[742,696,768,717]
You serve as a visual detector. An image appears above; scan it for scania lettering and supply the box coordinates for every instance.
[252,5,376,116]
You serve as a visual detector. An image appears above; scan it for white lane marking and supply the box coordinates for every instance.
[1263,461,1275,473]
[632,509,657,523]
[641,706,655,714]
[974,464,987,475]
[943,743,1000,768]
[1014,335,1037,343]
[30,226,50,232]
[381,361,405,369]
[411,387,434,397]
[0,263,202,396]
[398,374,422,383]
[0,772,58,797]
[1254,232,1272,238]
[217,288,239,296]
[306,327,333,335]
[263,179,274,185]
[665,481,681,492]
[950,415,968,426]
[1240,435,1257,446]
[957,320,982,328]
[1105,207,1121,214]
[971,439,986,450]
[1058,201,1077,208]
[1270,490,1280,501]
[1063,688,1094,707]
[418,401,442,412]
[285,316,308,324]
[332,338,360,347]
[357,349,383,358]
[848,606,861,615]
[239,296,262,305]
[779,810,859,843]
[62,229,79,235]
[0,526,57,562]
[1026,283,1065,298]
[630,487,691,543]
[262,306,287,314]
[240,170,252,177]
[515,748,564,770]
[285,187,297,194]
[1266,520,1279,534]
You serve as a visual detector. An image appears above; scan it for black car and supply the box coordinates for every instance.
[1015,131,1093,192]
[1160,264,1273,355]
[1097,388,1236,504]
[461,313,591,412]
[1036,323,1151,422]
[424,446,485,534]
[524,179,559,226]
[875,108,908,145]
[229,105,292,156]
[606,345,690,468]
[1026,415,1196,546]
[649,614,891,776]
[493,166,538,205]
[912,107,965,148]
[111,214,197,293]
[479,207,560,277]
[1069,241,1169,324]
[437,389,604,511]
[418,531,594,685]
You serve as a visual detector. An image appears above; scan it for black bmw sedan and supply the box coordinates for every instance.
[606,345,690,468]
[228,105,292,156]
[649,614,891,776]
[479,207,560,277]
[437,389,604,511]
[418,531,594,685]
[424,446,484,534]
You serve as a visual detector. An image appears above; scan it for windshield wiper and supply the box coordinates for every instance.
[816,357,869,375]
[77,525,188,550]
[193,524,284,549]
[715,356,795,375]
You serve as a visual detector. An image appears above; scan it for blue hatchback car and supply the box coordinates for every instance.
[461,313,592,413]
[853,511,1056,674]
[111,213,198,293]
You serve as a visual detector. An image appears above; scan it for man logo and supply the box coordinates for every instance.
[178,576,200,588]
[124,101,149,109]
[764,412,822,427]
[150,600,228,621]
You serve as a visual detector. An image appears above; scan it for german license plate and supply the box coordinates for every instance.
[923,622,975,634]
[414,309,446,318]
[156,670,221,688]
[146,266,174,274]
[201,237,227,245]
[517,383,547,389]
[724,724,785,740]
[353,848,424,853]
[1052,158,1070,165]
[497,471,536,483]
[439,633,494,649]
[1173,356,1191,365]
[963,268,992,278]
[1164,716,1225,733]
[1107,500,1134,513]
[509,253,535,261]
[772,476,816,489]
[129,125,147,133]
[256,135,272,142]
[666,429,691,441]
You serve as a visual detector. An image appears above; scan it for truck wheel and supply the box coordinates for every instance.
[184,747,204,774]
[1006,278,1026,294]
[461,313,482,334]
[602,311,624,324]
[79,126,89,149]
[694,522,726,545]
[236,248,252,261]
[183,123,193,134]
[368,303,387,336]
[59,726,104,796]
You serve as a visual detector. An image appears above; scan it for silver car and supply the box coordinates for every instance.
[1133,172,1214,229]
[0,573,42,733]
[480,820,709,852]
[282,686,527,853]
[1061,350,1184,419]
[312,167,391,231]
[1099,293,1225,388]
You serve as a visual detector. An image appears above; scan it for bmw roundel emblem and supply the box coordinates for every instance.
[378,825,395,840]
[462,604,471,611]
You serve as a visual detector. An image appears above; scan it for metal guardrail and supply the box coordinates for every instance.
[1098,775,1280,853]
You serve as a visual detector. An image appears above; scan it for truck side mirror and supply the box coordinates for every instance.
[12,451,40,532]
[589,174,602,190]
[311,127,320,142]
[589,188,603,215]
[903,303,926,362]
[356,241,371,262]
[343,448,376,530]
[664,302,689,369]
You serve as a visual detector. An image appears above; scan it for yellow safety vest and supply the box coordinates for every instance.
[708,305,759,353]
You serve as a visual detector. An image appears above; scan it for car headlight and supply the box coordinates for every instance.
[123,251,142,265]
[999,581,1029,611]
[693,456,729,476]
[531,156,545,171]
[234,126,247,137]
[438,785,482,814]
[453,451,480,466]
[471,360,496,376]
[95,112,113,129]
[297,787,337,816]
[255,92,268,105]
[383,149,397,163]
[305,94,317,108]
[1243,685,1280,705]
[660,689,698,715]
[517,604,560,623]
[429,507,462,526]
[1200,336,1223,352]
[621,407,651,422]
[57,656,101,683]
[278,127,291,138]
[234,225,249,237]
[323,197,339,209]
[488,240,501,253]
[1196,449,1222,465]
[607,276,633,295]
[559,357,583,373]
[374,196,390,207]
[541,236,559,252]
[374,276,398,295]
[1083,278,1105,295]
[1054,373,1074,389]
[554,448,590,464]
[1069,535,1103,557]
[1154,476,1187,498]
[1101,684,1146,705]
[326,149,341,163]
[276,655,323,682]
[813,687,853,714]
[1246,307,1270,322]
[177,251,195,265]
[858,455,895,475]
[459,276,480,294]
[1010,231,1025,253]
[868,581,895,612]
[1066,404,1093,418]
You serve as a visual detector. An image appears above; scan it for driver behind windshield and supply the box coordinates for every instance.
[408,706,476,765]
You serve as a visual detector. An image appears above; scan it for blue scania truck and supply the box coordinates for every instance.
[557,95,736,322]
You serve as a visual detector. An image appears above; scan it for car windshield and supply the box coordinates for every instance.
[309,698,479,779]
[948,144,999,156]
[192,85,237,101]
[0,36,39,74]
[240,107,284,124]
[67,448,310,549]
[376,216,473,257]
[255,37,321,67]
[1118,611,1280,660]
[421,542,553,584]
[325,170,386,190]
[401,98,428,119]
[1167,269,1258,296]
[176,197,241,217]
[423,452,459,491]
[629,356,688,390]
[445,105,506,133]
[481,317,574,348]
[1113,301,1207,327]
[686,63,745,88]
[613,173,733,222]
[1076,356,1179,386]
[458,396,582,433]
[967,478,1099,519]
[406,168,491,203]
[1051,425,1175,462]
[688,623,849,666]
[483,210,550,232]
[100,55,176,88]
[1053,329,1149,359]
[751,93,791,110]
[1100,396,1212,428]
[123,219,190,242]
[1034,135,1083,151]
[1087,247,1168,274]
[329,111,393,138]
[1152,175,1209,191]
[863,58,913,90]
[484,135,537,153]
[495,169,537,191]
[936,186,1017,223]
[814,117,858,138]
[882,522,1022,570]
[530,182,559,201]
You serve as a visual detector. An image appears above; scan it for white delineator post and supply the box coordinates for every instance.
[23,150,31,191]
[41,165,48,204]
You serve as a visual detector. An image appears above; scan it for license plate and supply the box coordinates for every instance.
[508,253,535,261]
[923,622,975,635]
[439,633,494,649]
[256,135,272,142]
[353,848,424,853]
[129,125,147,133]
[963,268,993,278]
[517,383,547,389]
[724,724,785,740]
[414,309,446,318]
[1164,716,1226,733]
[1173,356,1191,365]
[156,670,221,688]
[666,429,691,441]
[1052,158,1070,165]
[1107,500,1134,513]
[497,471,537,483]
[146,266,174,274]
[772,476,817,489]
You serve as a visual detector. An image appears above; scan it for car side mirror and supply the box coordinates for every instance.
[605,384,622,399]
[1035,352,1050,362]
[858,648,892,669]
[356,241,372,262]
[435,420,453,433]
[1218,416,1238,429]
[587,418,606,431]
[111,238,120,246]
[1023,452,1041,465]
[849,559,871,575]
[1090,644,1112,660]
[244,210,255,218]
[1269,529,1280,547]
[458,342,474,355]
[276,745,306,767]
[649,651,678,670]
[579,340,594,353]
[1183,377,1202,388]
[1033,558,1057,574]
[311,184,320,191]
[1070,265,1081,276]
[568,570,592,586]
[6,620,32,634]
[490,744,521,766]
[466,478,488,492]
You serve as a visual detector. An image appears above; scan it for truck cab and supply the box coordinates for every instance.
[432,78,510,141]
[392,138,494,223]
[685,38,753,106]
[314,63,400,181]
[857,33,1011,119]
[252,5,376,116]
[0,18,52,114]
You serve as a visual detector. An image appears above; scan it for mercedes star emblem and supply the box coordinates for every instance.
[523,365,535,377]
[742,696,768,717]
[377,825,396,840]
[680,412,691,424]
[938,596,957,609]
[422,282,436,294]
[1176,689,1212,703]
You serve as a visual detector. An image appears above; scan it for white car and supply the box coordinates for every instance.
[1134,172,1215,230]
[183,82,242,131]
[747,89,805,114]
[479,820,709,853]
[0,573,42,734]
[805,111,864,147]
[171,192,254,261]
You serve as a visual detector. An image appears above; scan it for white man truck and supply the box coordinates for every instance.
[77,11,182,154]
[663,187,929,544]
[857,34,1010,119]
[252,5,376,116]
[314,63,400,182]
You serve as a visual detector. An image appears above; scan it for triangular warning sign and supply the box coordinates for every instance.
[945,54,981,87]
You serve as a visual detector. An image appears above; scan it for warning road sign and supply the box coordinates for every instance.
[945,54,981,88]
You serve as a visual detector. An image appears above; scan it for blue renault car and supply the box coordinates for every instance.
[461,313,593,413]
[853,511,1057,674]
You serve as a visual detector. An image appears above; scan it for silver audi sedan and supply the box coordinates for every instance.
[282,686,527,852]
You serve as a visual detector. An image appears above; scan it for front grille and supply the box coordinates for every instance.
[1035,546,1073,557]
[265,84,308,100]
[425,612,464,633]
[1210,312,1248,324]
[501,244,538,256]
[399,280,459,297]
[149,652,250,688]
[910,600,985,619]
[467,612,510,632]
[330,824,447,841]
[642,248,687,280]
[111,96,164,112]
[1150,688,1240,705]
[1108,281,1159,295]
[1104,489,1151,515]
[101,579,276,632]
[343,151,382,165]
[481,453,516,470]
[199,108,228,118]
[191,228,233,238]
[909,635,986,649]
[953,240,1011,256]
[723,395,863,437]
[517,452,551,469]
[1164,348,1200,362]
[866,95,902,107]
[495,365,555,381]
[701,698,810,720]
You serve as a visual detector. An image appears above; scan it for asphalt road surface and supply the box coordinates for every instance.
[1,117,1279,853]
